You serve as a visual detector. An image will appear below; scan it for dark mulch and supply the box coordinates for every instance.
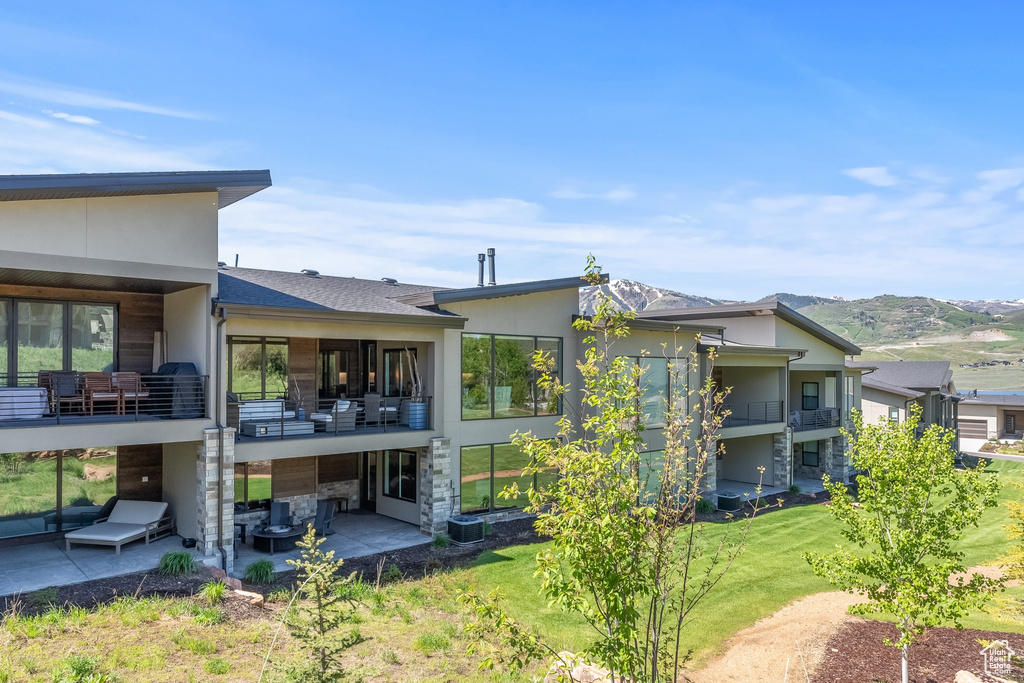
[812,619,1024,683]
[697,485,842,523]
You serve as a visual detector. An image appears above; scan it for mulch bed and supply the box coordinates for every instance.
[812,619,1024,683]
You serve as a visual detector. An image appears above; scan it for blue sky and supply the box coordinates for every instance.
[2,2,1024,301]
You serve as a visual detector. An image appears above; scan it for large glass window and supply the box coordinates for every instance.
[460,442,554,513]
[234,460,272,508]
[383,348,416,397]
[802,382,819,411]
[461,334,561,420]
[70,304,115,372]
[382,450,417,503]
[802,441,820,468]
[620,356,669,428]
[229,337,289,399]
[844,376,855,414]
[0,299,118,382]
[17,301,64,374]
[0,447,117,540]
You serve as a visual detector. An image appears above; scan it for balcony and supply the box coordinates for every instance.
[789,408,840,432]
[0,371,208,428]
[228,395,434,442]
[721,401,784,428]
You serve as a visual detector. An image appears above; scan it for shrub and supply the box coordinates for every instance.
[52,654,116,682]
[788,484,802,494]
[203,658,231,675]
[199,580,226,605]
[381,563,403,584]
[431,533,450,548]
[266,588,292,603]
[243,559,276,585]
[156,551,197,576]
[424,557,444,574]
[24,587,57,607]
[695,497,716,515]
[412,632,449,654]
[481,520,494,536]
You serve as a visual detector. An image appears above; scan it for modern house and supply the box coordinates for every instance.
[957,392,1024,441]
[0,170,866,583]
[638,301,863,496]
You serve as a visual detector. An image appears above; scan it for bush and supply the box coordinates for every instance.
[53,654,116,682]
[381,563,403,584]
[695,497,716,515]
[431,534,450,548]
[199,580,226,605]
[266,587,292,603]
[788,484,802,494]
[203,658,231,675]
[243,559,276,585]
[157,551,197,576]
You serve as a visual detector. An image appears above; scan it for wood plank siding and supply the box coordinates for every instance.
[289,337,317,413]
[116,444,163,501]
[318,452,358,483]
[272,456,317,498]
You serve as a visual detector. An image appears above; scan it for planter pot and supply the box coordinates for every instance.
[407,401,429,429]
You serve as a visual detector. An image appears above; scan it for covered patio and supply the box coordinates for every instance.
[715,475,827,506]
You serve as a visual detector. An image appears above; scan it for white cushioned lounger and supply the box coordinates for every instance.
[65,500,173,555]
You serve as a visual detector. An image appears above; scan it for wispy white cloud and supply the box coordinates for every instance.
[0,75,205,119]
[963,167,1024,203]
[50,111,100,126]
[551,185,637,201]
[843,166,899,187]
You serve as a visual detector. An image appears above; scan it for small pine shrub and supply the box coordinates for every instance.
[157,551,197,576]
[243,559,276,585]
[381,563,403,584]
[788,484,802,494]
[199,580,226,605]
[695,498,716,515]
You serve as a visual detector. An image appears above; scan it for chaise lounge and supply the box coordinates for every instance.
[64,500,174,555]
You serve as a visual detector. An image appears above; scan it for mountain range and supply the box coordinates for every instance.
[579,279,1024,346]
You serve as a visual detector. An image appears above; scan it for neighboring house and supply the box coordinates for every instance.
[638,301,863,499]
[957,392,1024,441]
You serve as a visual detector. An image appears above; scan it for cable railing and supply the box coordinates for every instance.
[789,408,841,431]
[227,395,433,440]
[721,401,784,428]
[0,371,208,425]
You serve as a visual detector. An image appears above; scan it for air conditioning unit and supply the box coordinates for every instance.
[716,493,742,512]
[448,514,485,545]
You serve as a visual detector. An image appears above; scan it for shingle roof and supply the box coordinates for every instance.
[638,300,861,355]
[216,267,454,319]
[959,393,1024,407]
[846,360,952,392]
[860,375,925,399]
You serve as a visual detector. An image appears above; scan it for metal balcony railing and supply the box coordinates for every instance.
[0,371,208,426]
[228,395,433,440]
[789,408,841,432]
[721,401,784,428]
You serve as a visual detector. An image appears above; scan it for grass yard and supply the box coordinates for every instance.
[1,461,1021,681]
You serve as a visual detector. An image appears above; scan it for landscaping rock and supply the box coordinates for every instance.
[235,589,265,608]
[545,651,615,683]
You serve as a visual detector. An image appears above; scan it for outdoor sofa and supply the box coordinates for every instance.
[64,500,174,555]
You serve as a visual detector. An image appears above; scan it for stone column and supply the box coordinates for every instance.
[702,441,718,497]
[197,427,235,572]
[773,428,793,489]
[828,435,847,484]
[420,437,452,536]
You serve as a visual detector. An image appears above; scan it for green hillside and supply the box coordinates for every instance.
[797,295,995,345]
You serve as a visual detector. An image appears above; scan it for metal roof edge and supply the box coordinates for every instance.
[399,274,608,307]
[215,302,467,329]
[570,314,721,335]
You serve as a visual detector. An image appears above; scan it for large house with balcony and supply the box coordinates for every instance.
[638,301,863,494]
[0,169,864,582]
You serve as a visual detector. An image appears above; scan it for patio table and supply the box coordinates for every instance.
[251,525,303,554]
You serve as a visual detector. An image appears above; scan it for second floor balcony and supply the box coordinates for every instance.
[0,369,208,428]
[788,408,841,432]
[721,400,784,428]
[227,395,434,441]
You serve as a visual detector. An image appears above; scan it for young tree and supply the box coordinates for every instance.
[805,406,1002,683]
[461,257,767,682]
[997,480,1024,623]
[282,526,362,682]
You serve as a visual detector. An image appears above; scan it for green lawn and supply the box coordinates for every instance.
[466,459,1024,669]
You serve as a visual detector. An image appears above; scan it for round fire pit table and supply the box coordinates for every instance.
[251,525,303,555]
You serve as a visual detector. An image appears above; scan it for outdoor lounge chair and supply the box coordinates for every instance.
[84,372,122,415]
[267,501,291,528]
[300,500,336,536]
[310,399,357,432]
[64,500,174,555]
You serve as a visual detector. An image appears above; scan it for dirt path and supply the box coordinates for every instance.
[685,591,867,683]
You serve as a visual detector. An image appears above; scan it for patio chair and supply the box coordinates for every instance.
[112,372,150,413]
[64,500,173,555]
[310,399,357,432]
[267,501,291,528]
[383,396,400,424]
[51,371,84,415]
[84,372,122,415]
[364,393,382,426]
[300,500,336,536]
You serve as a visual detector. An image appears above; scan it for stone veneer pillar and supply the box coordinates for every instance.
[828,434,847,484]
[420,437,453,536]
[702,441,718,496]
[197,427,235,572]
[773,427,793,489]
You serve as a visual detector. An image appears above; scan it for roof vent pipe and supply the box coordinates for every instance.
[477,253,486,287]
[487,248,496,286]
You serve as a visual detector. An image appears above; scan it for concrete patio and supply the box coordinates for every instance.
[234,512,427,576]
[715,475,826,505]
[0,512,428,598]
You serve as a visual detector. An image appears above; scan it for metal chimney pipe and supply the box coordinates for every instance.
[487,248,496,286]
[477,253,486,287]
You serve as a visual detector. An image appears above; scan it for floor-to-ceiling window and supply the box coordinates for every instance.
[0,447,117,540]
[461,334,562,419]
[460,442,555,513]
[228,337,289,399]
